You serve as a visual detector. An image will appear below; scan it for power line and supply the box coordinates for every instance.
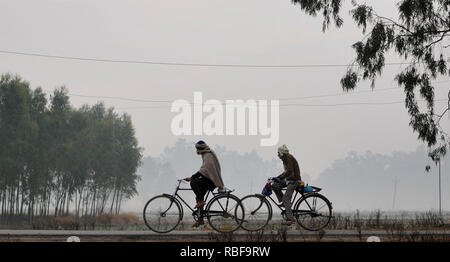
[65,79,450,104]
[69,90,392,103]
[280,80,450,101]
[40,86,450,110]
[278,87,398,101]
[0,49,413,68]
[113,98,450,110]
[69,93,172,103]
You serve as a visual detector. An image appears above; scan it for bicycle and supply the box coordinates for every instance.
[143,179,244,233]
[240,178,332,231]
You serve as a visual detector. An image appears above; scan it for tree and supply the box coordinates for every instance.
[292,0,450,164]
[26,87,50,219]
[0,74,35,218]
[49,87,73,216]
[0,73,143,220]
[109,113,142,214]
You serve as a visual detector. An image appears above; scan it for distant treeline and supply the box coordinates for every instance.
[0,74,142,220]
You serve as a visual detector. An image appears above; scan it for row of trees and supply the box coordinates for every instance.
[0,73,142,221]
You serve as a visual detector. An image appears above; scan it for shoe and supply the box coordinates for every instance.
[192,220,205,227]
[194,201,206,209]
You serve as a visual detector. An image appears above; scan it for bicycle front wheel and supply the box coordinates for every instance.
[240,194,272,231]
[293,193,332,231]
[206,194,244,233]
[143,195,183,233]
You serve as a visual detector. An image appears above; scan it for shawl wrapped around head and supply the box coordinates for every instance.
[196,142,224,189]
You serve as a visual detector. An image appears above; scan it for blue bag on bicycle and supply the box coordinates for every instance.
[261,183,272,196]
[303,185,313,193]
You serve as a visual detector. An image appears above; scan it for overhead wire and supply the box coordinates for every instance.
[2,49,448,110]
[61,80,450,110]
[0,49,412,68]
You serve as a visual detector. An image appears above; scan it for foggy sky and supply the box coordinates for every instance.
[1,0,449,182]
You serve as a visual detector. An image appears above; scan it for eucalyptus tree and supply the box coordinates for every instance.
[292,0,450,163]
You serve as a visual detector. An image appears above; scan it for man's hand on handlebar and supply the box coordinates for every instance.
[184,177,192,182]
[270,176,281,183]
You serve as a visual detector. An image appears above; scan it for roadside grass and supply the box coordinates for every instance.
[0,213,145,230]
[1,210,449,234]
[328,210,449,231]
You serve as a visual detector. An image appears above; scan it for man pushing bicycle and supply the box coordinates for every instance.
[272,144,302,226]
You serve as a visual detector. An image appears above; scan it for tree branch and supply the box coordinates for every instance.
[425,31,449,49]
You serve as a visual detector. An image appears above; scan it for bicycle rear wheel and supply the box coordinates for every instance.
[293,193,332,231]
[240,194,272,231]
[206,194,244,233]
[143,195,183,233]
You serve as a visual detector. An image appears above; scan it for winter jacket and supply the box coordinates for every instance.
[279,153,301,182]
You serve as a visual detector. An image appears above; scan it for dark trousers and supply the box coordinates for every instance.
[190,172,216,220]
[272,180,297,221]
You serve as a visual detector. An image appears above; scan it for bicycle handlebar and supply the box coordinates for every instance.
[267,177,280,183]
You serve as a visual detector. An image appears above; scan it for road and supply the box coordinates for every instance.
[1,229,449,242]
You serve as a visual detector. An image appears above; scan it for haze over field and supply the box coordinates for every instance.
[128,139,450,212]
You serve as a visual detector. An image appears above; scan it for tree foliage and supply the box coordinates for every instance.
[0,73,142,220]
[292,0,450,163]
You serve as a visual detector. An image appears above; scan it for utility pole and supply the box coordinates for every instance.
[392,177,400,210]
[439,158,442,217]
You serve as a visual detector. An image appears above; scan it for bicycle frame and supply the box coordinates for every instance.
[241,182,332,232]
[166,179,225,217]
[144,179,244,233]
[265,187,301,212]
[262,187,324,217]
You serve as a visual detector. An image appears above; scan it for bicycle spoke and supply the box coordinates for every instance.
[207,195,244,233]
[313,196,317,209]
[294,194,332,231]
[316,202,327,212]
[143,195,182,233]
[215,197,237,213]
[240,195,271,231]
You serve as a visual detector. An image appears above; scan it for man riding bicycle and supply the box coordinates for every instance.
[272,144,302,226]
[184,140,225,227]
